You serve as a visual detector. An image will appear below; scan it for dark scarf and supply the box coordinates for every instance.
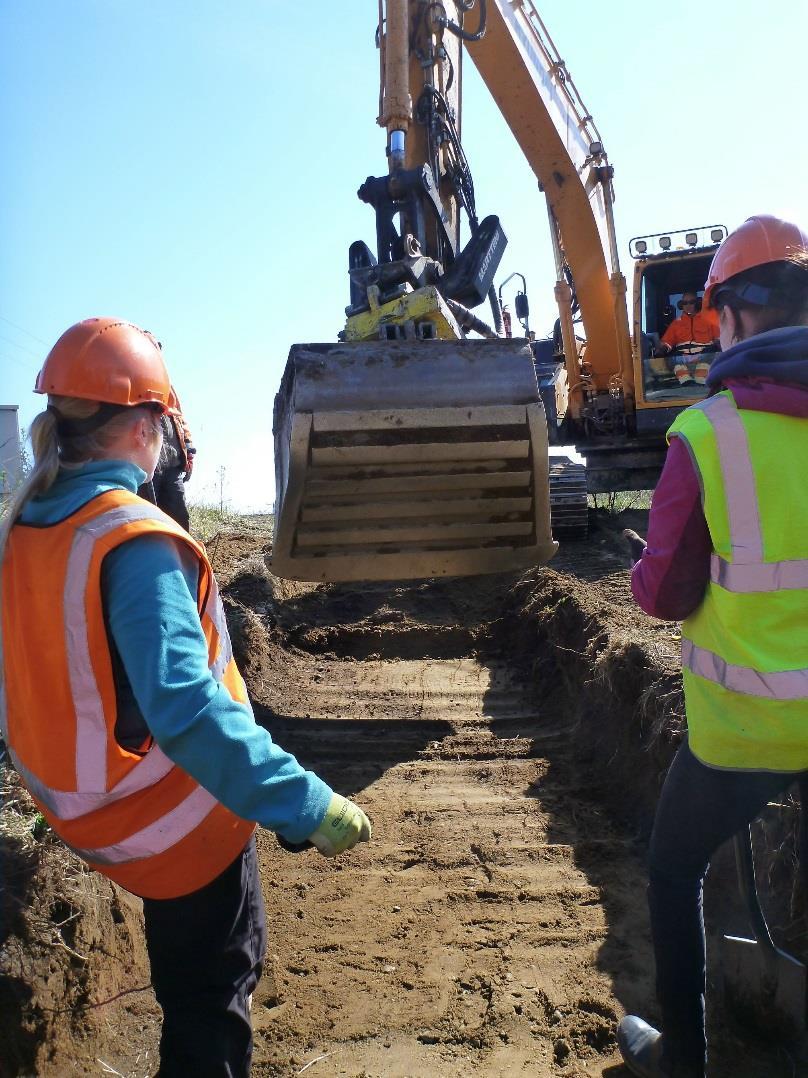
[706,326,808,390]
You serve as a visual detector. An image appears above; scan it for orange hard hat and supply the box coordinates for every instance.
[34,318,171,410]
[704,215,808,308]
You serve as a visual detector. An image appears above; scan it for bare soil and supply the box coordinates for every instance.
[1,509,804,1077]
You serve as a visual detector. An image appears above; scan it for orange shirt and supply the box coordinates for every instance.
[662,308,719,348]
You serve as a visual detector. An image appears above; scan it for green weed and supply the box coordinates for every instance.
[588,490,653,513]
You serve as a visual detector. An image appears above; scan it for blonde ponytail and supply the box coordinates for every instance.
[0,396,162,567]
[0,407,61,568]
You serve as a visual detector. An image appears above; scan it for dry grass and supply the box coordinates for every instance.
[1,757,123,974]
[590,630,686,747]
[0,756,46,854]
[188,504,273,543]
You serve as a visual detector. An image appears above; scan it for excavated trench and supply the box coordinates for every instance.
[0,512,803,1077]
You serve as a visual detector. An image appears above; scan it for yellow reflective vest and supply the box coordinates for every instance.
[667,389,808,770]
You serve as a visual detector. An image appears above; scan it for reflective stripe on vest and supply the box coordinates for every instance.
[710,552,808,593]
[682,639,808,700]
[69,785,218,865]
[64,502,170,791]
[692,395,763,564]
[205,576,232,682]
[680,394,808,701]
[11,743,175,821]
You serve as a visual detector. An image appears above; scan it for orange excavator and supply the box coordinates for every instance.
[271,0,724,582]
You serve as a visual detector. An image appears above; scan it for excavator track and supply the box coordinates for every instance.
[548,456,589,537]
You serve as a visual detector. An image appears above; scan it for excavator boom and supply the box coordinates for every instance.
[271,2,703,581]
[271,1,561,583]
[465,0,634,409]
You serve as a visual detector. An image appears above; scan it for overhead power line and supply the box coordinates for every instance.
[0,331,41,361]
[0,313,49,347]
[0,348,34,371]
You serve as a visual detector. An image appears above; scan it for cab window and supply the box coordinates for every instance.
[638,253,716,403]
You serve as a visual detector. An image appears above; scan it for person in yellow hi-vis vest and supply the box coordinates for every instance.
[0,319,371,1077]
[618,216,808,1078]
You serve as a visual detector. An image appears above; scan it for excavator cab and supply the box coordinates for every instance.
[631,226,727,436]
[270,1,558,583]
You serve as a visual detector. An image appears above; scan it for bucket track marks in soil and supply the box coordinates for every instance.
[252,655,649,1076]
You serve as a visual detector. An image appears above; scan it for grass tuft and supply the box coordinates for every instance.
[588,490,653,513]
[187,504,273,544]
[1,760,43,847]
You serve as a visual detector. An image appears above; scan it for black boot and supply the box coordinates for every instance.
[617,1016,666,1077]
[616,1016,704,1078]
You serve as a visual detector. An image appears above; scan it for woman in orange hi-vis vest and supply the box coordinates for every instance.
[0,318,372,1078]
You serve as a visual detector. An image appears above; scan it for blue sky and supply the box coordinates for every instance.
[2,1,805,510]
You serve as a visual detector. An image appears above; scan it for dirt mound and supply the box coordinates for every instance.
[507,563,684,834]
[0,770,158,1078]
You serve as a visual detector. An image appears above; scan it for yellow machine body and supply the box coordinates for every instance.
[343,286,462,343]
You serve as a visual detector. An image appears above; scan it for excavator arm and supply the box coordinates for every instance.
[466,1,723,496]
[271,1,634,582]
[465,0,633,415]
[369,0,633,412]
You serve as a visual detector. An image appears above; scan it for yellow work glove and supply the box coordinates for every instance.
[308,794,372,857]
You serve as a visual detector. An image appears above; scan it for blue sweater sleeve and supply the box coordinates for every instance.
[103,534,332,842]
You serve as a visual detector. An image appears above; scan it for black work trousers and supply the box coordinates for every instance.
[648,739,808,1076]
[138,466,190,531]
[142,837,267,1078]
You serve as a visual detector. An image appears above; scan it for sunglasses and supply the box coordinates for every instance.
[681,298,698,305]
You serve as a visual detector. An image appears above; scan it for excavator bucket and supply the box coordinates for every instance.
[270,339,558,582]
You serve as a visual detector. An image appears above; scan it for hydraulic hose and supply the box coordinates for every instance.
[442,0,487,41]
[487,283,504,336]
[447,298,498,339]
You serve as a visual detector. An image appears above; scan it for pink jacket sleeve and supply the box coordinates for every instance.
[630,436,712,620]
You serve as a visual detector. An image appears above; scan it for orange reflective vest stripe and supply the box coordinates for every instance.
[1,489,255,898]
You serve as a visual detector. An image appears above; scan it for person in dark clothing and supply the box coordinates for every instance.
[617,215,808,1078]
[138,390,195,530]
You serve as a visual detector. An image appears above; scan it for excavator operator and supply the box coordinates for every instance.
[654,292,720,385]
[619,214,808,1078]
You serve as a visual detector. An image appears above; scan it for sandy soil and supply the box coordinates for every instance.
[1,510,803,1077]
